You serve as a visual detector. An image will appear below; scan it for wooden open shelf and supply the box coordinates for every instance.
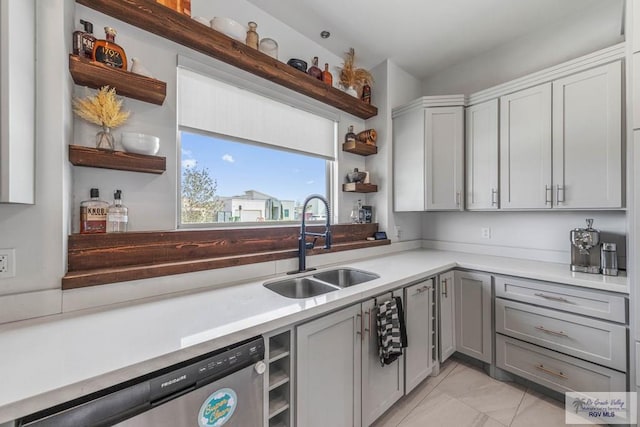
[69,145,166,174]
[76,0,378,119]
[69,55,167,105]
[342,141,378,156]
[343,183,378,193]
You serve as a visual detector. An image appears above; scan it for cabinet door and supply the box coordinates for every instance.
[466,99,499,210]
[552,61,622,209]
[404,280,433,394]
[455,271,492,363]
[362,290,404,426]
[393,108,425,211]
[425,106,464,210]
[296,305,362,427]
[500,83,552,209]
[438,271,456,362]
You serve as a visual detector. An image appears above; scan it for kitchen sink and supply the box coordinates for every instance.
[263,277,340,299]
[312,268,380,288]
[264,267,380,298]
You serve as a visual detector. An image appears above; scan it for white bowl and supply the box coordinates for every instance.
[121,132,160,156]
[210,17,246,42]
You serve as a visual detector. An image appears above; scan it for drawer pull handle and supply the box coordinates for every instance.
[536,364,568,379]
[364,309,371,337]
[442,278,448,297]
[356,313,362,337]
[413,285,430,295]
[534,293,570,303]
[535,325,568,337]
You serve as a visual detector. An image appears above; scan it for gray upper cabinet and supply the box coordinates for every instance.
[552,61,622,209]
[393,97,465,212]
[466,99,499,210]
[499,83,552,210]
[0,0,35,204]
[454,271,492,364]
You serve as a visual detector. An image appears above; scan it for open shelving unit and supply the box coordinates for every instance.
[75,0,377,119]
[69,54,167,105]
[342,182,378,193]
[265,329,294,427]
[68,145,166,174]
[342,140,378,156]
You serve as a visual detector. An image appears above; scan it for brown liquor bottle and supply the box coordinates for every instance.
[80,188,109,234]
[307,56,322,80]
[322,63,333,86]
[92,27,127,70]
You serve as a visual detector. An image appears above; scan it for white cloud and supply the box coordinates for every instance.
[182,159,197,169]
[222,154,235,163]
[181,148,192,157]
[306,180,315,184]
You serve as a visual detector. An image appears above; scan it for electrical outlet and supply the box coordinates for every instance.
[481,227,491,239]
[0,249,15,278]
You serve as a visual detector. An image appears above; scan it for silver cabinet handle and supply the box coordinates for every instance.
[413,285,429,296]
[356,312,362,337]
[535,325,568,337]
[491,188,498,206]
[442,278,448,297]
[534,293,570,303]
[545,185,552,205]
[364,309,371,337]
[557,185,565,203]
[456,191,461,207]
[536,364,568,379]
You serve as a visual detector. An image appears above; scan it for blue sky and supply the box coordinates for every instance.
[181,131,326,203]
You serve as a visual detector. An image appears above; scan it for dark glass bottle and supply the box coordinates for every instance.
[93,27,127,70]
[322,63,333,86]
[80,188,109,234]
[345,125,356,143]
[73,20,95,58]
[361,84,371,104]
[307,56,322,80]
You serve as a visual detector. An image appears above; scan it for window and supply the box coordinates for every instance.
[177,63,337,228]
[180,130,329,226]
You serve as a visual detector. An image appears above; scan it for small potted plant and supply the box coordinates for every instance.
[338,48,373,98]
[73,86,130,151]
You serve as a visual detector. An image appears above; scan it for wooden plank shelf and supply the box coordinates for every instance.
[69,55,167,105]
[75,0,378,119]
[69,145,166,174]
[342,183,378,193]
[342,141,377,156]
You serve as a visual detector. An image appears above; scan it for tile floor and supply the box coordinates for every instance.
[372,358,593,427]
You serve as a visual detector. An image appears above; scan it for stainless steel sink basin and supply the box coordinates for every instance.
[264,267,380,298]
[313,268,380,288]
[264,277,339,299]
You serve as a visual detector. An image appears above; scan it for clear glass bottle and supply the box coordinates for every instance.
[345,125,356,143]
[92,27,127,70]
[107,190,129,233]
[307,56,322,80]
[80,188,109,234]
[322,63,333,86]
[246,21,259,49]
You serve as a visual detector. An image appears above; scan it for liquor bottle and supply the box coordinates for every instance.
[345,125,356,143]
[307,56,322,80]
[80,188,109,234]
[72,20,95,58]
[322,63,333,86]
[107,190,129,233]
[246,21,259,49]
[93,27,127,70]
[361,84,371,104]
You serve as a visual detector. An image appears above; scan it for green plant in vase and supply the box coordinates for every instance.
[73,86,130,151]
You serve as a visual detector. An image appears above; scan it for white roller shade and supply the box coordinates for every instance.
[178,68,336,159]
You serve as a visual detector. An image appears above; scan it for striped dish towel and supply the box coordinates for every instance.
[376,296,408,366]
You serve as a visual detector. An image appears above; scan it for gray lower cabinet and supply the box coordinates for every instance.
[404,280,434,394]
[297,291,405,427]
[296,304,362,427]
[454,271,492,363]
[438,271,455,362]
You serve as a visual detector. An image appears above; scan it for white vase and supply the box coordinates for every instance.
[345,85,358,97]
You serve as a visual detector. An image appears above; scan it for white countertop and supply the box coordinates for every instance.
[0,248,628,423]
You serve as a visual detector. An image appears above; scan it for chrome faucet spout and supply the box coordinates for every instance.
[295,194,332,273]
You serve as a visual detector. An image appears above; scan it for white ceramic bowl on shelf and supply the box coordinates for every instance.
[210,17,247,42]
[121,132,160,156]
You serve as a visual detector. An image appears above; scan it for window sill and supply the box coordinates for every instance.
[63,223,389,289]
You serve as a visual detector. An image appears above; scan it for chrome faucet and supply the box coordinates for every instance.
[295,194,332,273]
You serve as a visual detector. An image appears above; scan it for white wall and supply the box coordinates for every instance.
[421,1,624,96]
[423,211,627,265]
[0,0,73,322]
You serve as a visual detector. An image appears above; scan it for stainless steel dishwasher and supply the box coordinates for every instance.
[18,336,265,427]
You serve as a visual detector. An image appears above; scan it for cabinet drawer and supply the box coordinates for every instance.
[496,299,626,371]
[495,275,626,323]
[496,335,626,395]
